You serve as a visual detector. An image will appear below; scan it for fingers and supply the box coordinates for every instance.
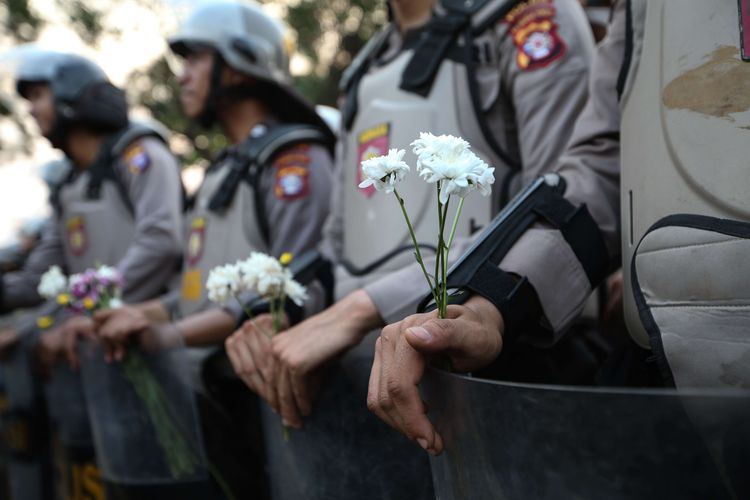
[277,367,303,429]
[403,319,456,354]
[367,324,443,455]
[225,331,264,397]
[245,329,279,411]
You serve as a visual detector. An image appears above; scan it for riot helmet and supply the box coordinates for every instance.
[15,50,128,149]
[168,1,332,135]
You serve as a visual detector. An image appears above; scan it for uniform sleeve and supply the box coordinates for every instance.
[496,0,595,185]
[499,0,625,342]
[1,217,66,312]
[114,137,184,303]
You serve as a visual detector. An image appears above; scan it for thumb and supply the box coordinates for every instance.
[403,319,459,354]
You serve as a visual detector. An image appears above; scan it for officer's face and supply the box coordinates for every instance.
[178,49,214,119]
[25,83,55,137]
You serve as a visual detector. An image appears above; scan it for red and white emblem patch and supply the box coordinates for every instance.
[504,0,566,71]
[356,123,390,198]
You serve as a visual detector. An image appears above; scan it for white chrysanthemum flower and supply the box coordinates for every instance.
[358,149,410,194]
[38,265,68,299]
[206,263,241,304]
[411,133,495,204]
[109,298,123,309]
[283,273,308,306]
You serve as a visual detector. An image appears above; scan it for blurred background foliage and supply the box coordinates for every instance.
[1,0,388,164]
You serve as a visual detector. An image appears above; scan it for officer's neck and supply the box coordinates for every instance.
[391,0,435,33]
[65,130,105,170]
[218,99,272,145]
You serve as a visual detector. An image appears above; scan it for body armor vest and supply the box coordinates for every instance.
[339,0,522,288]
[56,122,168,274]
[621,0,750,387]
[177,124,332,317]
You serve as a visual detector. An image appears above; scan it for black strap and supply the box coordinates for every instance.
[532,197,611,288]
[207,124,333,247]
[616,0,633,100]
[400,0,519,96]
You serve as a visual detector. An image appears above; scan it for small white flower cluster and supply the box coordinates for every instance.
[206,252,308,307]
[412,132,495,204]
[38,265,67,299]
[358,149,410,194]
[358,133,495,204]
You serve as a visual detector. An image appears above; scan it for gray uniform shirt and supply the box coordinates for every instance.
[341,0,597,323]
[0,136,184,310]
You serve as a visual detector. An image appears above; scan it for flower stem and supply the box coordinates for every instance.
[393,189,439,305]
[446,197,465,251]
[434,185,444,314]
[235,294,273,338]
[438,197,451,319]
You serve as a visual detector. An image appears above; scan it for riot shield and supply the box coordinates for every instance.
[260,332,434,500]
[423,368,750,500]
[1,309,58,500]
[78,324,211,499]
[46,363,103,500]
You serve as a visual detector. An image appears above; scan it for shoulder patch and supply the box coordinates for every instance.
[274,144,310,200]
[123,143,151,175]
[504,0,566,71]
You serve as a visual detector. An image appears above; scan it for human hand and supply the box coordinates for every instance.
[367,295,504,455]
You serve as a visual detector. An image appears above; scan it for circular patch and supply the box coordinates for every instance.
[280,174,304,197]
[523,31,554,60]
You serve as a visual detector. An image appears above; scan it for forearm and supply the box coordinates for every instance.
[175,307,236,347]
[133,299,171,323]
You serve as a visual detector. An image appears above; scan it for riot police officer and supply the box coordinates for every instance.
[226,0,598,498]
[0,50,183,500]
[87,3,335,496]
[369,0,750,455]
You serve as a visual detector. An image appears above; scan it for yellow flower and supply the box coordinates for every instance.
[280,252,293,266]
[36,316,54,329]
[57,294,70,306]
[83,297,96,310]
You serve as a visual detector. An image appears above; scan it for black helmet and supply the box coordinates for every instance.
[15,50,128,148]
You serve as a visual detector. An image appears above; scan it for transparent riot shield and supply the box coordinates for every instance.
[423,368,750,500]
[1,310,57,500]
[260,332,434,500]
[46,362,102,500]
[78,324,211,499]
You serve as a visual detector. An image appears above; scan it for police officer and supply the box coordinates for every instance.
[0,50,183,500]
[88,3,334,495]
[90,0,334,366]
[234,0,594,423]
[369,0,750,453]
[226,0,597,497]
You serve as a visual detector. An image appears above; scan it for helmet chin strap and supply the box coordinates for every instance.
[197,54,224,128]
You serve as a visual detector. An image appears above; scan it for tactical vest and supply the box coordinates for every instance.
[621,0,750,387]
[177,124,333,317]
[56,122,169,274]
[338,0,523,288]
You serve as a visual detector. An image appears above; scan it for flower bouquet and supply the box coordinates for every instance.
[358,133,494,318]
[38,265,205,486]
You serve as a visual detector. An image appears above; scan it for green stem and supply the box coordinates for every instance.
[434,184,444,313]
[234,293,273,339]
[446,197,465,251]
[438,197,451,319]
[393,189,439,305]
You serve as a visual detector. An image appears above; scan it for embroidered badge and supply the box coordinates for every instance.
[180,269,202,301]
[356,123,390,198]
[504,0,566,71]
[65,216,87,257]
[124,144,151,174]
[274,145,310,200]
[186,217,206,268]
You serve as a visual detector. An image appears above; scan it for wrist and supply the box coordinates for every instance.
[338,289,383,342]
